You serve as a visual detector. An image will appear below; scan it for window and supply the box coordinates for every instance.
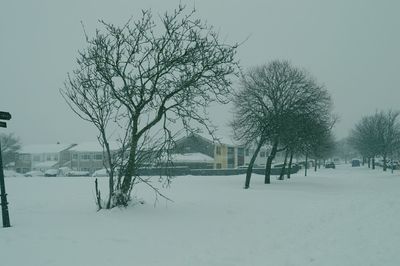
[72,154,78,160]
[216,163,222,169]
[237,148,245,167]
[46,154,52,161]
[80,154,91,160]
[245,149,249,156]
[260,151,266,158]
[19,154,31,161]
[227,147,235,168]
[54,154,59,161]
[94,154,103,160]
[216,146,221,155]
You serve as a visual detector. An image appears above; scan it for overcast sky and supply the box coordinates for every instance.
[1,0,399,145]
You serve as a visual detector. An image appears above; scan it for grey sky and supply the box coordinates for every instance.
[1,0,399,145]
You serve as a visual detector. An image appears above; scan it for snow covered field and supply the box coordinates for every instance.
[1,165,400,266]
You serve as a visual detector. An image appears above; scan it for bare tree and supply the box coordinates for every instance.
[62,5,239,208]
[0,133,21,168]
[232,60,333,188]
[349,115,379,169]
[349,110,400,171]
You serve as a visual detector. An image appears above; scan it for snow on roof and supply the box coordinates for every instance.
[69,141,120,152]
[20,143,74,154]
[171,153,214,163]
[33,161,58,168]
[193,131,241,147]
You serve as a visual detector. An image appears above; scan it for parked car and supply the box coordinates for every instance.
[58,167,72,176]
[66,171,90,177]
[24,170,45,177]
[325,162,335,169]
[92,168,109,177]
[4,170,23,177]
[44,169,58,177]
[351,159,361,167]
[387,160,400,169]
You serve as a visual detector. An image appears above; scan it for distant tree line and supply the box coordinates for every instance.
[349,110,400,171]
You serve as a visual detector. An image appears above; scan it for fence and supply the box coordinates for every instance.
[138,165,300,176]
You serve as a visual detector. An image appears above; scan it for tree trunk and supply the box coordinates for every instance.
[383,154,387,171]
[391,156,394,174]
[279,149,289,180]
[121,135,139,198]
[305,154,308,176]
[287,151,294,179]
[103,137,114,209]
[368,157,371,168]
[314,159,318,172]
[244,139,265,189]
[265,141,278,184]
[372,157,375,169]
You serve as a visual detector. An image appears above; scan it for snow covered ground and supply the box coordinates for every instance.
[1,164,400,266]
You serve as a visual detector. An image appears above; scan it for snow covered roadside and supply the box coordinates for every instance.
[1,165,400,266]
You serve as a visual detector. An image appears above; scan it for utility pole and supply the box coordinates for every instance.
[0,111,12,227]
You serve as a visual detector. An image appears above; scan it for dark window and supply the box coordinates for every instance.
[216,146,221,155]
[81,154,91,160]
[237,148,245,166]
[227,147,235,168]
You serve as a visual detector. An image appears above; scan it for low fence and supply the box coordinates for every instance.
[138,165,300,176]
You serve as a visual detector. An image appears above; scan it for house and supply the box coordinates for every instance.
[173,133,245,169]
[62,141,120,174]
[15,143,75,173]
[244,145,271,168]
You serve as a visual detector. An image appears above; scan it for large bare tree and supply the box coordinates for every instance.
[61,5,239,208]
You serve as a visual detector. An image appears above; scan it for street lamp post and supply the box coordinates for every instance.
[0,111,12,228]
[0,142,11,227]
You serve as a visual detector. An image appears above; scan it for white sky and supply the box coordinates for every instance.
[1,0,399,145]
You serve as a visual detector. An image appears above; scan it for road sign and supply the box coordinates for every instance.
[0,122,6,128]
[0,112,11,121]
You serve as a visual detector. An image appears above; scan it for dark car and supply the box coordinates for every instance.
[325,162,335,169]
[351,159,361,167]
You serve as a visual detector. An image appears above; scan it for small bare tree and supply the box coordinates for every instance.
[0,133,21,168]
[349,110,400,171]
[62,5,239,208]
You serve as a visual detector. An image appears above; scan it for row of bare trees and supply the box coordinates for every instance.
[62,5,336,208]
[231,61,336,189]
[348,110,400,171]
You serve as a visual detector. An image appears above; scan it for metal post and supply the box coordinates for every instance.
[0,141,11,227]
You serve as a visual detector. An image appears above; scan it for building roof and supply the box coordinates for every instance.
[33,161,59,168]
[20,143,74,154]
[68,141,120,152]
[176,132,241,147]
